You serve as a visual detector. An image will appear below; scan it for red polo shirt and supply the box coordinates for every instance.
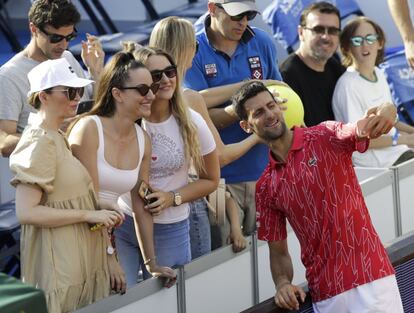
[256,121,394,302]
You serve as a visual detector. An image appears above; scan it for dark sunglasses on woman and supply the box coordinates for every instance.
[150,65,178,83]
[119,83,160,96]
[50,87,84,100]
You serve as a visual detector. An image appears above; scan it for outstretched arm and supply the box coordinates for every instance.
[269,240,306,311]
[199,79,287,109]
[357,103,397,139]
[184,89,261,167]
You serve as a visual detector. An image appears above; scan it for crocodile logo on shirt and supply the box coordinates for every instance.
[308,156,317,167]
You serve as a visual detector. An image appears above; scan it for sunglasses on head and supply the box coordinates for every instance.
[350,34,379,47]
[119,83,160,96]
[50,87,84,100]
[303,25,341,36]
[38,26,78,44]
[215,3,257,21]
[150,65,177,83]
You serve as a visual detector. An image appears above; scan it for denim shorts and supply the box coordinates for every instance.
[154,218,191,268]
[114,215,151,287]
[189,198,211,260]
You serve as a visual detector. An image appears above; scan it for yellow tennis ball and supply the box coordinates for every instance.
[267,84,305,129]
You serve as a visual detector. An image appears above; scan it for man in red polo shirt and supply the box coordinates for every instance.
[232,81,404,312]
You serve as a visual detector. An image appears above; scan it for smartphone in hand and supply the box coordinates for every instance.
[138,180,157,205]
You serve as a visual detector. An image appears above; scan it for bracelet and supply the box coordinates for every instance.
[392,129,400,146]
[143,256,156,266]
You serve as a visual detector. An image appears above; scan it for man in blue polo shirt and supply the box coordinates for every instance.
[184,0,282,245]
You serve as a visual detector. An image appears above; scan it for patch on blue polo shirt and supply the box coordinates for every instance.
[204,63,217,78]
[248,56,263,79]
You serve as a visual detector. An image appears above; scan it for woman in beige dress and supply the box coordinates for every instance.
[9,58,123,313]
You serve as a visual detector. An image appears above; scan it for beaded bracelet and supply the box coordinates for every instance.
[143,256,157,266]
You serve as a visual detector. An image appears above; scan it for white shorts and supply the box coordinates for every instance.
[312,275,403,313]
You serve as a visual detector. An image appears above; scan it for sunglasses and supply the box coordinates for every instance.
[50,87,84,100]
[38,26,78,44]
[215,3,257,21]
[303,25,341,36]
[150,65,178,83]
[350,34,379,47]
[119,83,160,96]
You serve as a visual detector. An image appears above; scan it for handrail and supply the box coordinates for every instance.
[75,238,254,313]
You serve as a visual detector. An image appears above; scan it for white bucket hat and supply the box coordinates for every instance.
[27,58,94,96]
[209,0,258,16]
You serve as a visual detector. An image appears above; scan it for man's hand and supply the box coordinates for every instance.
[358,103,397,139]
[81,33,105,79]
[366,102,397,120]
[274,282,306,310]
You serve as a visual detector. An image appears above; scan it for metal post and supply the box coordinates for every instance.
[176,266,186,313]
[91,0,119,33]
[391,167,403,237]
[77,0,107,35]
[251,232,260,305]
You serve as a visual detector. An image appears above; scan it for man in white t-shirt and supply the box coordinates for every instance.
[0,0,104,157]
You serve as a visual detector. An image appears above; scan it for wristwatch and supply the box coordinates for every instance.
[172,191,182,206]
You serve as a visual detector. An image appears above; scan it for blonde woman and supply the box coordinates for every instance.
[118,47,220,269]
[10,58,121,312]
[146,16,279,253]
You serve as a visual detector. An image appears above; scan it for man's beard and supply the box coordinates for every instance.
[310,39,336,62]
[261,121,287,142]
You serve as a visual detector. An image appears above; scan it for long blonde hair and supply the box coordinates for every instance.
[148,16,196,79]
[131,47,204,174]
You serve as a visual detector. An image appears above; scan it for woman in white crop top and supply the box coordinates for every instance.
[68,52,176,289]
[119,47,220,269]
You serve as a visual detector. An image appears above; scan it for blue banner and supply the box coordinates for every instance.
[381,50,414,105]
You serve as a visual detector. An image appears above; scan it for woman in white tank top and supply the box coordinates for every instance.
[68,52,176,291]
